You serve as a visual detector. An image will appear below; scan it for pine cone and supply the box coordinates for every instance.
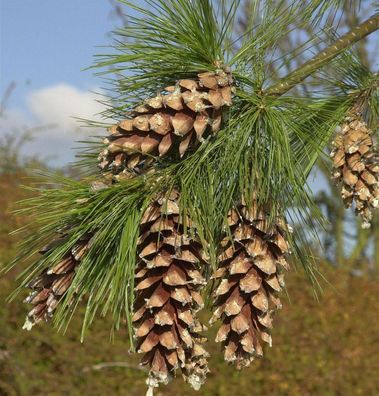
[331,111,379,228]
[98,68,233,180]
[210,201,291,369]
[23,234,92,330]
[132,191,209,391]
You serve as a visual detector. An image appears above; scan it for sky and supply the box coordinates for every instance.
[0,0,118,164]
[0,1,378,169]
[1,1,112,101]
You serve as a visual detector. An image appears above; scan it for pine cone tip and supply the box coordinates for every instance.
[22,317,34,331]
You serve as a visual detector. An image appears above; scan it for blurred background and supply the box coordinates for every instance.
[0,1,378,395]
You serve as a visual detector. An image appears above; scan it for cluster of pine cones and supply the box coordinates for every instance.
[23,67,378,394]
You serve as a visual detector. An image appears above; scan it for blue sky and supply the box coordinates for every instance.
[1,0,114,110]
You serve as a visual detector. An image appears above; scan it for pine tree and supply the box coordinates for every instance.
[5,1,379,394]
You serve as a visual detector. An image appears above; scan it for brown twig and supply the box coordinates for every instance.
[108,0,128,25]
[266,13,379,96]
[82,361,147,373]
[0,82,16,117]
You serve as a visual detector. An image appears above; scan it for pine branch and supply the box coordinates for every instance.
[10,3,379,372]
[266,13,379,96]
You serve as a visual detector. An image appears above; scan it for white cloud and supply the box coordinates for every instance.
[27,84,105,132]
[0,83,106,165]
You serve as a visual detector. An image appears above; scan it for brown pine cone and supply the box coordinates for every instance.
[132,191,209,391]
[22,180,112,329]
[98,68,233,180]
[210,201,291,369]
[331,111,379,228]
[23,234,92,330]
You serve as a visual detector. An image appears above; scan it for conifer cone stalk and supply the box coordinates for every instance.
[210,201,291,369]
[98,67,233,181]
[23,234,92,330]
[331,110,379,228]
[132,190,209,392]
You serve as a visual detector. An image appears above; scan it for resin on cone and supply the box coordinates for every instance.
[331,110,379,228]
[210,201,291,369]
[23,234,92,330]
[132,190,209,391]
[98,67,233,181]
